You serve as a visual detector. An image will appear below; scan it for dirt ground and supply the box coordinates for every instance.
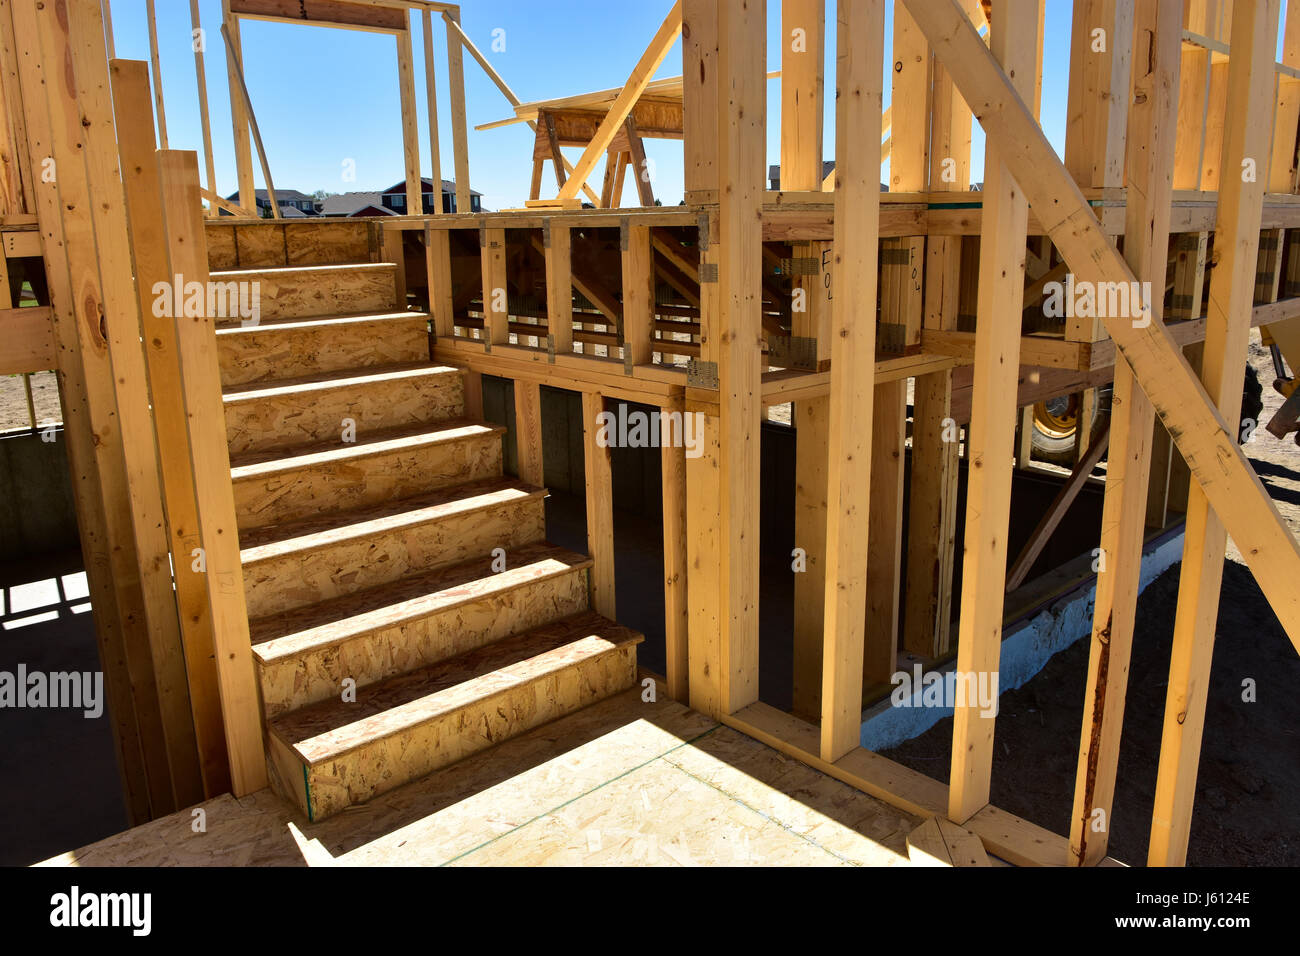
[0,370,60,432]
[885,331,1300,866]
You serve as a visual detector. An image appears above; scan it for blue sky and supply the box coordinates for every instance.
[106,1,1084,210]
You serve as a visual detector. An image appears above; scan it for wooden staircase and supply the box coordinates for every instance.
[211,239,641,821]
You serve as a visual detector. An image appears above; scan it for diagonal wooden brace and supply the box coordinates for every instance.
[904,0,1300,650]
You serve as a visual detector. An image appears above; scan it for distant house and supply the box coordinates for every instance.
[767,162,888,192]
[222,188,319,217]
[319,191,393,217]
[380,178,482,214]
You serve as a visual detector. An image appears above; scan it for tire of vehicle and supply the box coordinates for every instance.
[1030,386,1112,466]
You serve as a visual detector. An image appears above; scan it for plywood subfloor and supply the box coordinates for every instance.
[38,689,922,867]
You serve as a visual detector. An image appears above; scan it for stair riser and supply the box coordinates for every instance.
[225,374,464,457]
[218,318,429,388]
[257,567,589,716]
[233,431,503,533]
[268,643,637,820]
[242,493,546,619]
[220,266,398,321]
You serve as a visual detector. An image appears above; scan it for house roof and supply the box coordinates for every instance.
[380,177,482,197]
[224,188,316,203]
[319,191,388,215]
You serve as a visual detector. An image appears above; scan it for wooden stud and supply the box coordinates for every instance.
[12,0,153,823]
[145,0,167,148]
[661,408,689,701]
[864,379,904,686]
[905,34,971,661]
[820,0,884,761]
[396,24,422,213]
[545,222,574,356]
[780,0,824,192]
[1149,0,1281,868]
[422,10,444,214]
[221,1,256,211]
[157,149,267,797]
[581,390,616,618]
[621,222,653,367]
[715,0,764,717]
[682,0,719,199]
[944,0,1036,824]
[481,226,508,346]
[444,9,470,212]
[1070,1,1180,865]
[189,0,218,200]
[513,379,545,487]
[427,223,453,337]
[219,21,278,216]
[112,58,229,799]
[50,3,210,814]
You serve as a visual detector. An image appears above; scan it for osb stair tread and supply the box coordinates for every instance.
[270,611,643,764]
[229,419,504,477]
[223,362,459,403]
[249,540,588,659]
[214,311,429,336]
[239,476,542,558]
[210,262,397,278]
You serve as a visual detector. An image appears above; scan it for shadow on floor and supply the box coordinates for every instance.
[0,549,127,866]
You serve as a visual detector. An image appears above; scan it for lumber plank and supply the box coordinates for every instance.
[421,10,443,213]
[945,0,1036,824]
[58,4,206,812]
[10,0,153,825]
[820,0,883,761]
[716,0,764,716]
[480,227,508,346]
[661,409,689,702]
[0,305,54,374]
[581,391,616,618]
[444,8,470,213]
[221,1,257,210]
[513,379,545,487]
[157,150,267,797]
[1069,0,1179,866]
[779,0,824,192]
[1149,0,1281,868]
[112,59,230,799]
[396,24,422,213]
[621,222,653,367]
[907,816,992,866]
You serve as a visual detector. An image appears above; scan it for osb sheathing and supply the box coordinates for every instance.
[204,221,372,271]
[211,262,397,322]
[229,423,506,533]
[216,313,431,387]
[239,484,549,620]
[252,551,591,716]
[223,364,463,456]
[41,692,919,866]
[269,620,641,819]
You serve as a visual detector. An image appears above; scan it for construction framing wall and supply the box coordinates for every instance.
[3,0,1300,866]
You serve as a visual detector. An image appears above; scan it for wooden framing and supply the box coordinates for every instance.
[819,0,883,761]
[1149,0,1281,867]
[4,0,1300,868]
[945,0,1037,824]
